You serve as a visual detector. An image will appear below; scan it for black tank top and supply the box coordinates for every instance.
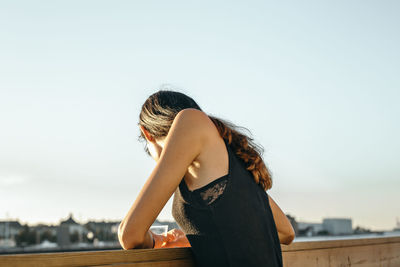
[172,138,283,267]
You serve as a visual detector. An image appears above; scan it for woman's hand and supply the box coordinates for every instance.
[153,228,191,248]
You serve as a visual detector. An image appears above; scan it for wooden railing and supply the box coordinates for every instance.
[282,236,400,267]
[1,236,399,266]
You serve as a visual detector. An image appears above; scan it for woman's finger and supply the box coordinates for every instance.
[151,231,168,248]
[166,228,181,242]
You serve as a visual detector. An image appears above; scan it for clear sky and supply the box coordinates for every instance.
[0,1,399,231]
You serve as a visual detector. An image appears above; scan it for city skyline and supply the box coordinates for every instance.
[1,1,399,231]
[1,213,399,233]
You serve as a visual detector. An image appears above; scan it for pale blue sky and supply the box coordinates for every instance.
[0,1,399,231]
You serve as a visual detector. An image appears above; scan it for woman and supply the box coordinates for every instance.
[118,90,295,266]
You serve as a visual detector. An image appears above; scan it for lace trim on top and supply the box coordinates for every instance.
[199,178,228,205]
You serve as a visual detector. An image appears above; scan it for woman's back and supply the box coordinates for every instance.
[172,138,283,267]
[119,92,293,253]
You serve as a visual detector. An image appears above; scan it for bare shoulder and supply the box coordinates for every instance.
[173,109,218,137]
[166,108,221,154]
[175,108,213,125]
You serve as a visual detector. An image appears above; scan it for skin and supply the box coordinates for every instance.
[118,108,295,250]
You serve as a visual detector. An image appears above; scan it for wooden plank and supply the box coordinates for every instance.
[1,236,399,267]
[283,241,400,267]
[281,236,400,252]
[0,248,194,267]
[91,258,196,267]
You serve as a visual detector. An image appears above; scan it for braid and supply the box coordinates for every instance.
[209,116,273,191]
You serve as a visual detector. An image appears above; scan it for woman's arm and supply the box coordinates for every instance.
[268,194,295,245]
[118,109,210,250]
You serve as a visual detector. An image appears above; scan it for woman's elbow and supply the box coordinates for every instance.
[283,223,296,245]
[278,227,295,245]
[284,232,295,245]
[281,230,295,245]
[119,235,134,250]
[118,223,143,250]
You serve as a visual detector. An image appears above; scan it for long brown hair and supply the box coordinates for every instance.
[138,89,273,191]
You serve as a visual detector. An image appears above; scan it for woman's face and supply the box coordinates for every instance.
[146,139,163,161]
[140,125,164,162]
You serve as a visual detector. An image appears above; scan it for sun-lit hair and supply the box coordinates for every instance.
[138,89,273,191]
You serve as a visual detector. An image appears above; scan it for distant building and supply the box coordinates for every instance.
[322,218,352,235]
[0,220,23,247]
[297,222,324,236]
[0,220,23,240]
[297,217,353,236]
[57,224,70,247]
[84,220,120,241]
[31,224,57,244]
[32,224,57,236]
[57,214,87,247]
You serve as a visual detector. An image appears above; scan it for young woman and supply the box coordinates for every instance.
[118,90,295,266]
